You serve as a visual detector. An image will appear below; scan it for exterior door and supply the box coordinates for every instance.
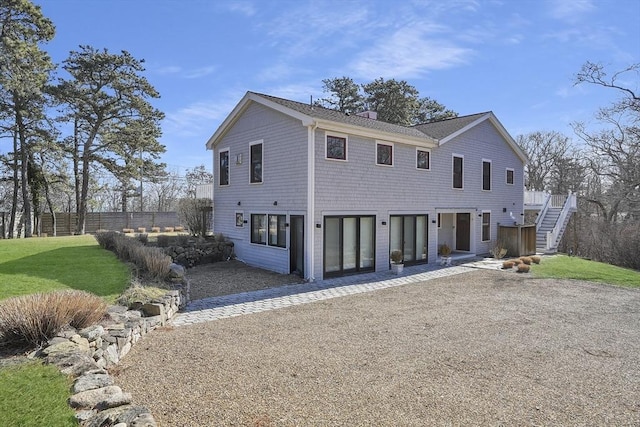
[390,215,428,265]
[456,213,471,251]
[290,216,304,276]
[323,215,375,277]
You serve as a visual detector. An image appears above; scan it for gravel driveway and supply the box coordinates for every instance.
[116,269,640,426]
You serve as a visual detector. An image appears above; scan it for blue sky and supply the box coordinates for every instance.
[34,0,640,174]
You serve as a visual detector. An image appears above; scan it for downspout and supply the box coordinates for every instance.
[306,123,317,281]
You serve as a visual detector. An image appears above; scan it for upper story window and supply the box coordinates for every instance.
[453,155,463,189]
[250,140,263,184]
[482,160,491,191]
[326,135,347,160]
[376,142,393,166]
[506,168,514,185]
[417,149,430,170]
[219,148,229,186]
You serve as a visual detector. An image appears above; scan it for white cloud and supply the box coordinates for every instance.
[184,66,217,79]
[349,24,473,80]
[155,65,182,75]
[227,1,256,17]
[547,0,595,22]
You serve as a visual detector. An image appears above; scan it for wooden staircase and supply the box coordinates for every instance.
[525,192,577,253]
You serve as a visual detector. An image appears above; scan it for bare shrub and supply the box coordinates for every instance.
[502,261,515,269]
[519,257,532,265]
[163,227,174,233]
[156,235,171,247]
[116,281,168,308]
[517,264,531,273]
[0,291,106,347]
[178,198,211,237]
[95,231,119,251]
[141,247,172,281]
[531,255,541,264]
[490,241,508,259]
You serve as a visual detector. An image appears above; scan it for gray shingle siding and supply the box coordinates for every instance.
[213,102,307,273]
[210,93,525,280]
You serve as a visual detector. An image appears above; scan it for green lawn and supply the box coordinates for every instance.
[0,235,130,302]
[534,255,640,288]
[0,362,76,427]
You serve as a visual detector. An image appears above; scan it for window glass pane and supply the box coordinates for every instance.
[403,216,415,262]
[251,214,266,244]
[219,151,229,185]
[343,218,357,270]
[507,169,514,184]
[482,212,490,241]
[250,144,262,183]
[278,216,286,247]
[453,156,463,188]
[325,218,341,273]
[416,216,427,260]
[483,161,491,190]
[390,216,403,256]
[417,150,429,169]
[268,215,278,246]
[327,136,346,160]
[377,144,392,165]
[359,217,374,269]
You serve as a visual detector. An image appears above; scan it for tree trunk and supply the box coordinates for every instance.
[8,130,19,239]
[42,171,57,237]
[17,109,32,237]
[76,152,90,235]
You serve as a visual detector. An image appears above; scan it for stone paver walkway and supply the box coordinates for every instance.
[172,263,476,327]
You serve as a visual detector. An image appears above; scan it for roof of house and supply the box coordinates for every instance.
[251,92,430,139]
[412,112,489,140]
[206,91,527,163]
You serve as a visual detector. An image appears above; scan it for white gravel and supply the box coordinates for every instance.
[115,270,640,426]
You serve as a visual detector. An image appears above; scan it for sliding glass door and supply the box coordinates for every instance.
[324,215,376,277]
[390,214,428,265]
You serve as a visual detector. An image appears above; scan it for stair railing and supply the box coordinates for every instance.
[536,192,552,232]
[545,191,575,250]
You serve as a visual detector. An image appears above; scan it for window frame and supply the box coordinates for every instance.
[219,148,230,186]
[416,148,431,171]
[250,214,267,245]
[482,211,491,242]
[482,159,492,191]
[452,154,464,189]
[323,215,376,278]
[249,140,263,184]
[325,134,348,161]
[506,168,515,185]
[376,141,394,167]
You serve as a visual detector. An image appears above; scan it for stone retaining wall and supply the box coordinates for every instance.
[40,290,185,427]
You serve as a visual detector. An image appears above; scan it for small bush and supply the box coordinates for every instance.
[157,234,171,247]
[531,255,541,264]
[137,227,146,233]
[519,257,533,265]
[141,247,172,281]
[116,282,168,308]
[517,264,531,273]
[151,227,161,233]
[95,230,119,251]
[137,233,149,245]
[490,241,508,259]
[163,227,174,233]
[0,291,107,347]
[502,261,515,269]
[123,228,134,233]
[174,226,184,232]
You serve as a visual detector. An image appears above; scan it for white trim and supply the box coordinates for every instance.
[452,153,464,190]
[481,210,491,242]
[249,139,264,184]
[219,147,230,187]
[482,158,492,192]
[416,148,431,171]
[506,167,515,185]
[325,132,348,162]
[307,124,317,281]
[376,141,394,167]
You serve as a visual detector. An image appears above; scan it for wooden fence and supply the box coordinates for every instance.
[40,212,182,236]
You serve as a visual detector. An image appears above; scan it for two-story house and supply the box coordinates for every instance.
[205,92,527,281]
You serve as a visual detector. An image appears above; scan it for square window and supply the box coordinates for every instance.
[326,136,347,160]
[219,149,229,186]
[417,149,430,170]
[377,143,393,166]
[506,168,514,185]
[251,214,267,245]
